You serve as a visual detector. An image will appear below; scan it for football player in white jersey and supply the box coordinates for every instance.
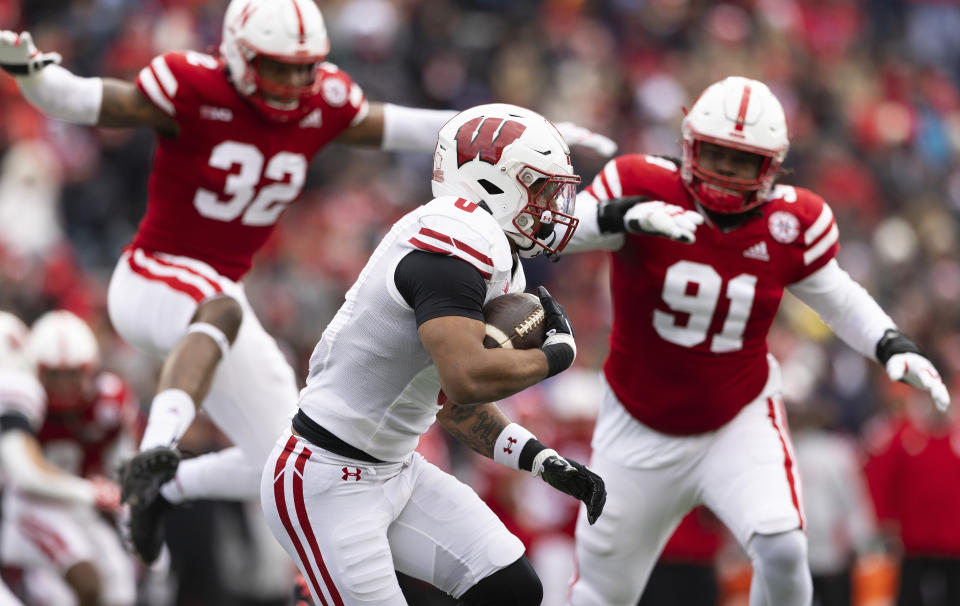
[0,311,130,606]
[261,103,606,606]
[0,0,617,564]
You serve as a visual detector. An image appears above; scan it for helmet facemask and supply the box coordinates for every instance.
[38,365,96,413]
[243,47,323,116]
[510,166,580,255]
[683,137,780,214]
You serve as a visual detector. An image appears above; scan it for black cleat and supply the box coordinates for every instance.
[120,446,180,563]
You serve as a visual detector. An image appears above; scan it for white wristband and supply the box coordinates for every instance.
[493,422,536,470]
[382,103,456,152]
[17,64,102,125]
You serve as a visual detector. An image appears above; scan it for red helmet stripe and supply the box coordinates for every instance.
[291,0,306,43]
[734,84,752,132]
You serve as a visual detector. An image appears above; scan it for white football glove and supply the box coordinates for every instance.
[623,201,704,244]
[553,121,618,157]
[886,352,951,412]
[0,31,61,77]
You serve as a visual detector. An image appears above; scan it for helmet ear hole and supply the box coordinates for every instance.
[478,179,504,195]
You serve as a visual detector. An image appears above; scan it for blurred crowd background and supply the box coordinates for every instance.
[2,0,960,605]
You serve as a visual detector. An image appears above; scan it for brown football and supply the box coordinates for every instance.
[482,292,546,350]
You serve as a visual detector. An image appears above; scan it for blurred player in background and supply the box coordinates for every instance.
[0,312,36,606]
[0,0,615,565]
[559,76,950,606]
[865,393,960,606]
[262,103,604,606]
[0,310,136,606]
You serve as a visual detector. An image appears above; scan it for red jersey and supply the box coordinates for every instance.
[584,154,839,435]
[864,415,960,556]
[132,52,367,280]
[36,372,140,479]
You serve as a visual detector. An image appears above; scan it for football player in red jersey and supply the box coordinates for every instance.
[558,77,950,606]
[0,311,136,606]
[0,0,615,563]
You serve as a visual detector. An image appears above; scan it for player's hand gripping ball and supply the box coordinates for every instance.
[482,292,547,350]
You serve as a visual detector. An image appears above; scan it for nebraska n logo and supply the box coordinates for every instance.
[455,117,527,167]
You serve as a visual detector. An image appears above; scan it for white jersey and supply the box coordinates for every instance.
[0,369,46,431]
[299,196,526,462]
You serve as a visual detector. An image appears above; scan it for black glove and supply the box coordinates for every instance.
[537,286,576,377]
[536,453,606,525]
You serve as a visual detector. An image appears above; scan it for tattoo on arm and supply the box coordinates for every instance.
[438,402,508,459]
[99,78,178,135]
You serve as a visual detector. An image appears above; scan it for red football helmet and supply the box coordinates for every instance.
[220,0,331,121]
[681,76,789,214]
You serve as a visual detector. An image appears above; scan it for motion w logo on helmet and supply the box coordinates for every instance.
[455,117,527,167]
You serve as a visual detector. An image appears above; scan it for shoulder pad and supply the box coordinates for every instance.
[585,154,681,202]
[135,51,222,119]
[766,185,838,269]
[409,197,512,280]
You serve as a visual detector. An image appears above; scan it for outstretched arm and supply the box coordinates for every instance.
[336,101,455,149]
[436,400,606,524]
[1,30,177,134]
[788,259,950,411]
[0,418,119,511]
[338,101,619,157]
[98,79,178,134]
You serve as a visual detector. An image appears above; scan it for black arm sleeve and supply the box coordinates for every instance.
[0,410,33,434]
[596,196,653,233]
[395,251,487,326]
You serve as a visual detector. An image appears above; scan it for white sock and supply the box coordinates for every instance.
[160,447,261,503]
[139,389,196,451]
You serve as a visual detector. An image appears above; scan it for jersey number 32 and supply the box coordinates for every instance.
[194,141,307,226]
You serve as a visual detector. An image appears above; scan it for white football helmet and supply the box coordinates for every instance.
[681,76,789,214]
[28,311,99,411]
[28,311,99,370]
[0,311,31,372]
[432,103,581,256]
[220,0,330,121]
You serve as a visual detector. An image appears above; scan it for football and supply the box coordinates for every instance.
[482,292,546,350]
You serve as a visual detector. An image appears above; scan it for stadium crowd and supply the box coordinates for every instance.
[2,0,960,604]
